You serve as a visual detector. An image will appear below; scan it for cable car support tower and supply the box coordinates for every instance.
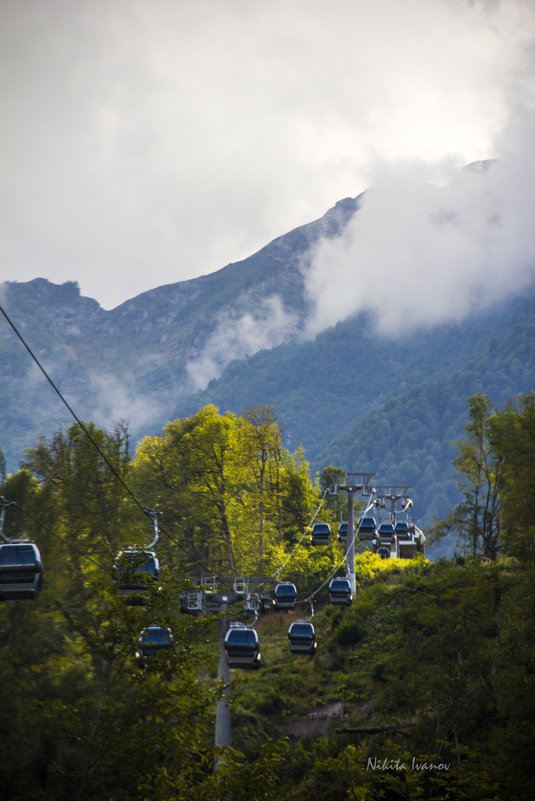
[185,575,276,764]
[328,472,375,595]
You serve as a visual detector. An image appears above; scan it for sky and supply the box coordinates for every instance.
[1,0,535,313]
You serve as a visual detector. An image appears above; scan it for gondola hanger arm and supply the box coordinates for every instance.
[0,498,17,543]
[144,507,160,549]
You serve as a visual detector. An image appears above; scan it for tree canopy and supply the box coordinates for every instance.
[1,392,534,799]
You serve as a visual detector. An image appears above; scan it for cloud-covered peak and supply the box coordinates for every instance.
[301,149,535,338]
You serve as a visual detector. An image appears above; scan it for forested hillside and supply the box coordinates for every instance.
[318,315,535,541]
[1,391,534,799]
[176,293,535,542]
[174,291,535,465]
[2,186,534,548]
[0,196,359,473]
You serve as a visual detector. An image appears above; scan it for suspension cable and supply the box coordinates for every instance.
[2,499,110,573]
[272,487,329,580]
[301,490,377,604]
[0,303,236,592]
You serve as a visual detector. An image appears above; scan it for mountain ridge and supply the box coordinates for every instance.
[1,179,533,550]
[0,194,362,470]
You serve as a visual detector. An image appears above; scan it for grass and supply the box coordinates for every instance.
[226,556,432,753]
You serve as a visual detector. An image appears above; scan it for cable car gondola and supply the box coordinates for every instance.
[311,522,331,545]
[0,542,44,601]
[224,625,262,669]
[288,620,317,655]
[394,521,412,540]
[114,549,160,604]
[328,577,352,605]
[134,625,174,665]
[114,508,161,604]
[377,523,395,544]
[273,581,297,609]
[377,546,391,559]
[357,516,376,541]
[337,522,347,542]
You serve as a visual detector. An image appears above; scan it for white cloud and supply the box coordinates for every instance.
[1,0,534,309]
[302,125,535,337]
[185,296,297,392]
[88,371,169,434]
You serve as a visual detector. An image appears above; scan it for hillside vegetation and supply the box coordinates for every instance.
[0,196,358,472]
[0,390,534,799]
[318,316,535,534]
[174,294,535,537]
[2,197,534,544]
[177,292,535,455]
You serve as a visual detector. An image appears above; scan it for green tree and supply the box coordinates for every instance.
[2,422,219,800]
[134,406,250,576]
[241,405,283,573]
[432,395,504,559]
[133,406,322,578]
[319,465,347,524]
[489,389,535,563]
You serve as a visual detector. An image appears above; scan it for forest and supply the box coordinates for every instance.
[0,392,534,800]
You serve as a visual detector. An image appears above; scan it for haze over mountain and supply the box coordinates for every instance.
[1,160,534,548]
[0,194,358,467]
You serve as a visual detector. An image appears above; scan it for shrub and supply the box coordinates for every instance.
[336,621,366,646]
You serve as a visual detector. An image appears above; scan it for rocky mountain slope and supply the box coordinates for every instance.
[1,179,533,546]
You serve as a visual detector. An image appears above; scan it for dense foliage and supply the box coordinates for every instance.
[0,406,336,799]
[317,318,535,535]
[2,275,534,546]
[1,392,534,799]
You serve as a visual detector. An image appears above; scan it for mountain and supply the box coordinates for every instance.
[173,292,535,545]
[1,181,534,549]
[0,196,360,472]
[175,293,535,459]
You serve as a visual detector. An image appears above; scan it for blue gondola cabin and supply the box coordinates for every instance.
[273,581,298,609]
[328,577,352,605]
[377,523,395,544]
[311,522,331,545]
[288,621,317,655]
[224,626,262,669]
[134,625,174,666]
[357,517,376,541]
[114,549,160,604]
[0,542,43,601]
[394,521,412,540]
